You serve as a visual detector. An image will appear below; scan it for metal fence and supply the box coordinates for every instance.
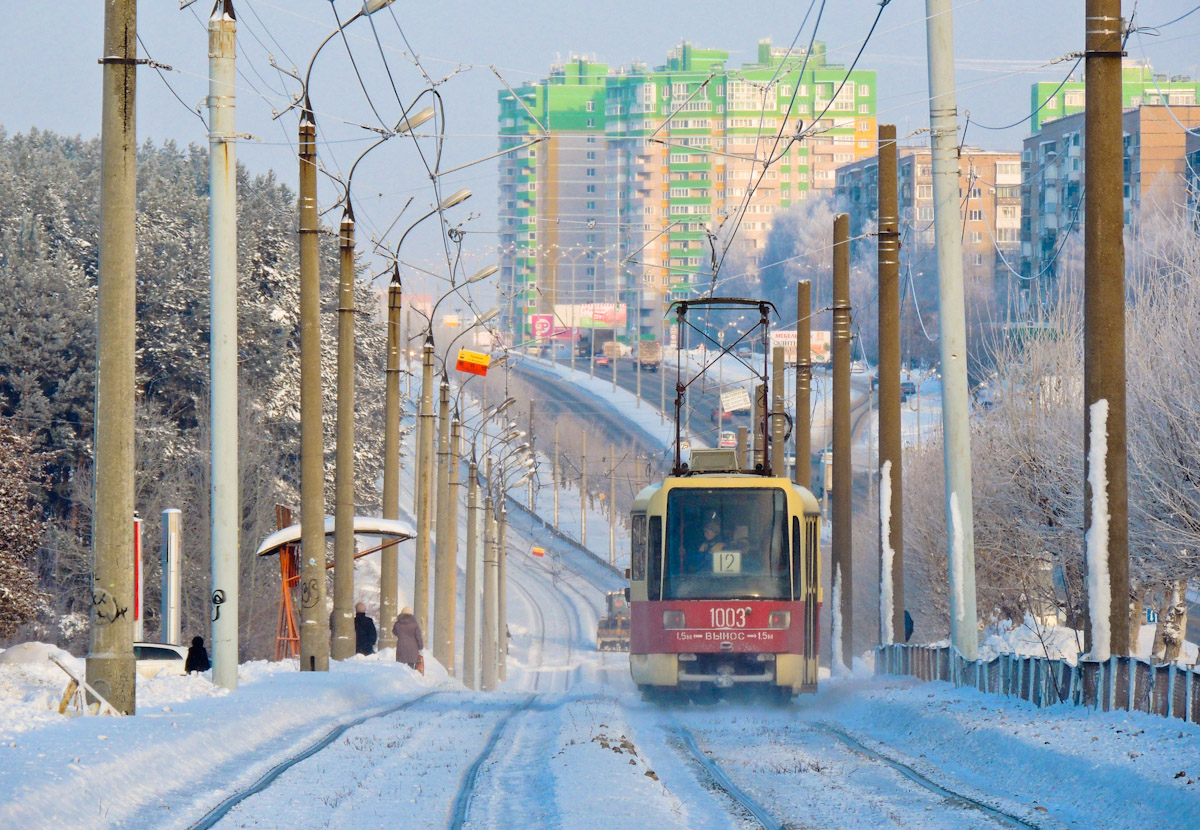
[875,644,1200,724]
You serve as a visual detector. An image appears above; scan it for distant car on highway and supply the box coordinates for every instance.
[718,430,736,448]
[595,354,610,367]
[710,405,752,424]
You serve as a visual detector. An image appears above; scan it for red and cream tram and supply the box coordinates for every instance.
[628,452,821,699]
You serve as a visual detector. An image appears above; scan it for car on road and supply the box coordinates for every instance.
[718,430,737,448]
[595,354,610,367]
[134,642,188,678]
[900,380,917,400]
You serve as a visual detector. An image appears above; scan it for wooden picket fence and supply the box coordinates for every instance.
[875,644,1200,724]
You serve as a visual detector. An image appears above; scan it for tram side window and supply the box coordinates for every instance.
[631,514,647,581]
[647,516,663,599]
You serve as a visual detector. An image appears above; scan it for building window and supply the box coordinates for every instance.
[586,168,596,177]
[1045,96,1057,109]
[969,209,983,221]
[859,85,870,96]
[587,136,597,144]
[970,231,983,243]
[859,105,870,114]
[587,151,596,160]
[586,100,595,112]
[917,185,933,199]
[586,201,596,210]
[586,184,596,193]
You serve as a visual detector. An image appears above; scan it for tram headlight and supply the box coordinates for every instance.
[662,610,686,629]
[767,610,791,629]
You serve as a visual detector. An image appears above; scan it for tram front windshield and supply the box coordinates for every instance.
[663,487,789,600]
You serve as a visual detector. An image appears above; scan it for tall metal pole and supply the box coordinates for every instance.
[464,457,479,689]
[414,341,435,638]
[380,275,402,649]
[609,444,617,567]
[925,0,978,659]
[527,401,536,510]
[553,424,560,529]
[331,213,356,662]
[1083,0,1129,659]
[207,0,239,689]
[498,503,508,682]
[88,0,138,715]
[832,213,853,672]
[298,105,328,672]
[877,124,905,645]
[482,484,498,691]
[771,347,786,476]
[445,414,461,675]
[160,509,182,646]
[433,376,452,670]
[795,281,812,488]
[581,433,588,547]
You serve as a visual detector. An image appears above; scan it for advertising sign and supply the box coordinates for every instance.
[454,348,491,376]
[720,387,752,413]
[442,314,460,328]
[530,314,571,341]
[810,331,832,364]
[554,303,628,329]
[769,330,798,363]
[530,546,546,558]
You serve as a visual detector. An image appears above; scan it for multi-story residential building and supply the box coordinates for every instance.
[1021,105,1200,289]
[834,146,1022,280]
[1186,130,1200,218]
[498,40,876,342]
[1029,60,1200,133]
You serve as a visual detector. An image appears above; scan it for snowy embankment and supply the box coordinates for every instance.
[0,646,449,829]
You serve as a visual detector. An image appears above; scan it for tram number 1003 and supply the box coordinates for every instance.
[709,607,750,628]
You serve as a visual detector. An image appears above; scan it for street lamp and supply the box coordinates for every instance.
[295,0,397,674]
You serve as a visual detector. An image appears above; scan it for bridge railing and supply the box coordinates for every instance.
[875,644,1200,725]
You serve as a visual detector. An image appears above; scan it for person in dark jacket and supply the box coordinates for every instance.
[354,602,377,656]
[392,606,424,674]
[185,636,210,674]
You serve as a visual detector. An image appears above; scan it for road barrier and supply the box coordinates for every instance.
[875,644,1200,724]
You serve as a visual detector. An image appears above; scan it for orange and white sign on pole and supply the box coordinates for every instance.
[455,348,491,376]
[530,546,546,557]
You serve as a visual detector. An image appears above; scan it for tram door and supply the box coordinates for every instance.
[802,513,820,685]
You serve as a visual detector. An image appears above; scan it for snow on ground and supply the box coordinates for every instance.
[973,618,1199,666]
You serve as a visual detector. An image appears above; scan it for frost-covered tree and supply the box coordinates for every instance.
[0,419,49,637]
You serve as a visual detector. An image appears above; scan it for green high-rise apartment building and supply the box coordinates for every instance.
[1029,59,1200,133]
[498,40,876,342]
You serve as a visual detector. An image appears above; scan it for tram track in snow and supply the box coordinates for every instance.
[808,722,1049,830]
[446,693,539,830]
[187,690,442,830]
[671,722,785,830]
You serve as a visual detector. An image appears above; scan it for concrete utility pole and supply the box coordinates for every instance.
[160,509,181,646]
[795,281,812,489]
[753,383,767,470]
[498,504,508,682]
[380,274,402,649]
[832,213,853,672]
[444,413,461,675]
[414,341,435,638]
[876,124,905,646]
[88,0,138,715]
[581,433,588,547]
[482,484,498,690]
[433,377,452,671]
[1083,0,1129,659]
[297,105,328,673]
[736,426,748,471]
[925,0,978,659]
[527,401,536,511]
[464,459,479,689]
[771,348,786,476]
[609,444,617,567]
[331,213,357,662]
[208,0,239,689]
[553,424,560,529]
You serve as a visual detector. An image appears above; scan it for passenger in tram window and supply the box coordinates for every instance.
[697,514,727,557]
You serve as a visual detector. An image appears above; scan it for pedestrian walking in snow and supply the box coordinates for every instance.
[185,636,210,674]
[354,602,377,656]
[392,606,424,674]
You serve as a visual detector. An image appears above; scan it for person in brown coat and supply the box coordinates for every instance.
[392,606,424,674]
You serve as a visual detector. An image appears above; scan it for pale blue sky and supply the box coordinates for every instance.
[5,1,1198,296]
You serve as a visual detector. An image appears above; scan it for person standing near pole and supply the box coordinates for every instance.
[392,606,424,674]
[354,602,377,656]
